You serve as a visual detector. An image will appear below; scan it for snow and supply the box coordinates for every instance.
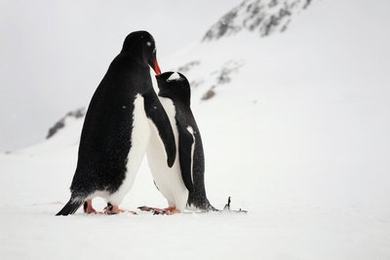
[1,0,390,259]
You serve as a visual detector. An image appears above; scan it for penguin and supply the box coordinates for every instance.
[56,31,176,216]
[144,72,215,214]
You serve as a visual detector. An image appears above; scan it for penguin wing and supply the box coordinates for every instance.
[143,91,176,167]
[178,123,195,192]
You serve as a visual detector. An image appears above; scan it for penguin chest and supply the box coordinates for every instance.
[110,94,150,204]
[146,98,188,210]
[126,94,151,173]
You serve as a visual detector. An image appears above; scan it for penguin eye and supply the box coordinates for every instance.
[146,41,152,47]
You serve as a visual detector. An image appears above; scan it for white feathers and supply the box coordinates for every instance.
[186,126,194,135]
[146,97,189,211]
[167,72,182,81]
[109,94,150,205]
[186,126,196,185]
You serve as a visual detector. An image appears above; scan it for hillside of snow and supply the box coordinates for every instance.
[1,0,390,259]
[203,0,313,41]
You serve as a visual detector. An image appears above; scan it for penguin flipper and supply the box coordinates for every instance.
[178,123,195,192]
[143,91,176,167]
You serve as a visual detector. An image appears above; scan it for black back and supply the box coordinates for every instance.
[70,31,175,197]
[156,72,214,210]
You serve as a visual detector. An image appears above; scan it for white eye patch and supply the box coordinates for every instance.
[167,72,182,81]
[146,41,152,46]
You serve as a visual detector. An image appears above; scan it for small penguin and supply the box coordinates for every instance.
[144,72,215,214]
[56,31,176,216]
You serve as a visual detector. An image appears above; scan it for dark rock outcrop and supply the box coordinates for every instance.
[203,0,313,41]
[46,108,85,139]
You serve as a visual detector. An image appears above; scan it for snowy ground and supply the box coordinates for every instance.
[2,140,389,259]
[1,0,390,259]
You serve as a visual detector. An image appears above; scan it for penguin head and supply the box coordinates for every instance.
[121,31,161,75]
[156,72,191,106]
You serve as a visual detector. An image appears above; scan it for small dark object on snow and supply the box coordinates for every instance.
[223,196,248,213]
[223,196,232,210]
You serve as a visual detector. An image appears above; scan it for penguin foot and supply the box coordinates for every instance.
[104,203,125,215]
[83,200,97,214]
[138,206,180,215]
[163,207,180,215]
[137,206,162,214]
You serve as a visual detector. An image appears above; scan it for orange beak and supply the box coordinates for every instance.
[152,58,161,75]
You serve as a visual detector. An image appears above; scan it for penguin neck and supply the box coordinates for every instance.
[109,53,152,94]
[159,91,190,107]
[119,49,148,68]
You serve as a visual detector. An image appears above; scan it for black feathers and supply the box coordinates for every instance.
[178,122,195,192]
[56,31,176,216]
[143,89,176,167]
[56,198,84,216]
[156,72,215,211]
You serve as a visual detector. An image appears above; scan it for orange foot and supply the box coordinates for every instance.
[83,199,97,214]
[104,203,125,215]
[163,207,180,215]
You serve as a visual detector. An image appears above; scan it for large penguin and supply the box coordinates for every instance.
[56,31,176,216]
[144,72,215,214]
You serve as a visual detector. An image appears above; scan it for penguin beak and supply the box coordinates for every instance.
[152,58,161,75]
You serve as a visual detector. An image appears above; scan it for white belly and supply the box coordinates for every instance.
[146,97,188,210]
[109,94,150,205]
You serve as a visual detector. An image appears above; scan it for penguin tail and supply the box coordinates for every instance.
[207,202,219,212]
[201,199,219,212]
[56,197,84,216]
[187,193,217,212]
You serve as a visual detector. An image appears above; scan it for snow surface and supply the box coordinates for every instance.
[1,0,390,259]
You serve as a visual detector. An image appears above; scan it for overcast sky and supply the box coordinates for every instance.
[0,0,239,151]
